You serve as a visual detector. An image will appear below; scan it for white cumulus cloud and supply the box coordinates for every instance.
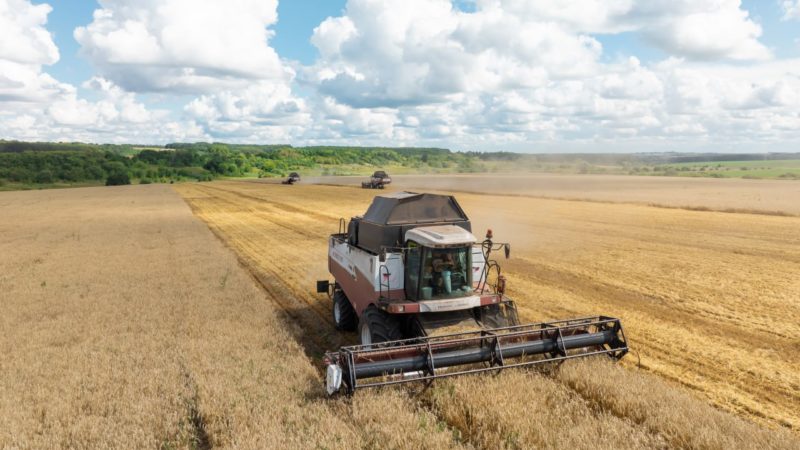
[782,0,800,20]
[641,1,770,61]
[498,0,771,61]
[74,0,291,93]
[306,0,603,108]
[2,0,799,152]
[297,0,797,149]
[0,0,72,103]
[0,0,58,65]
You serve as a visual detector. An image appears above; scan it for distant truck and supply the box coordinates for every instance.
[281,172,301,185]
[361,171,392,189]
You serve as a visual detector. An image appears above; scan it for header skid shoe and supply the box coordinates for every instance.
[324,315,628,395]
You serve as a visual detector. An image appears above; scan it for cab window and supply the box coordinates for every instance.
[405,241,421,300]
[420,246,471,300]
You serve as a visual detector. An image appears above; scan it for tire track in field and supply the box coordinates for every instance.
[505,255,800,430]
[200,183,341,223]
[178,182,800,447]
[180,184,467,429]
[199,185,323,239]
[512,255,797,347]
[180,185,346,358]
[184,184,596,448]
[189,184,339,319]
[176,183,682,449]
[177,184,474,449]
[206,181,800,432]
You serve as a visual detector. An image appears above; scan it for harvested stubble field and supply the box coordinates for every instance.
[174,179,799,447]
[307,173,800,216]
[1,179,798,449]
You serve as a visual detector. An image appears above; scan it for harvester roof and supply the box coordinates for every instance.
[363,191,468,225]
[405,225,476,247]
[349,192,471,254]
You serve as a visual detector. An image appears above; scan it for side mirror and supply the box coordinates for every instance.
[504,244,511,259]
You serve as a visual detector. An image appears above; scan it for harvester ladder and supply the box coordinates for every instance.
[379,264,392,300]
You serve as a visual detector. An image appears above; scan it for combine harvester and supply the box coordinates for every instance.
[361,170,392,189]
[317,192,628,395]
[281,172,301,185]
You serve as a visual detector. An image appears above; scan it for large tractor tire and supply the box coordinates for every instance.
[332,290,358,331]
[359,306,402,347]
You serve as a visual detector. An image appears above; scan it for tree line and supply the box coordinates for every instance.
[4,140,795,189]
[0,141,486,188]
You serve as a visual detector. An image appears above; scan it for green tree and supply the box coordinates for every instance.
[106,171,130,186]
[34,170,54,183]
[105,162,130,186]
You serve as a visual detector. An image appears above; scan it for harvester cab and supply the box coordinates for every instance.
[318,191,628,395]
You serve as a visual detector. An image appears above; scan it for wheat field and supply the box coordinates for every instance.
[1,180,798,448]
[308,173,800,215]
[0,185,460,449]
[175,180,798,447]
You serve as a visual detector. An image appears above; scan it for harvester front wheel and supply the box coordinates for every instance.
[359,306,402,347]
[332,290,358,331]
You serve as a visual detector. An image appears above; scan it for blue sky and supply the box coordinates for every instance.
[743,0,800,59]
[272,0,346,64]
[3,0,800,151]
[36,0,95,85]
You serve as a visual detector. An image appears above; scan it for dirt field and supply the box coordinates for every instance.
[175,180,799,441]
[306,174,800,215]
[2,181,798,448]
